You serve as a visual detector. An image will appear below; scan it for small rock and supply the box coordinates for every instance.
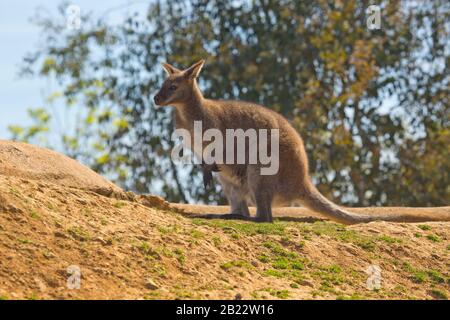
[145,279,158,290]
[76,198,87,205]
[234,293,242,300]
[431,254,442,260]
[251,261,259,267]
[94,237,107,245]
[298,280,314,288]
[54,231,67,238]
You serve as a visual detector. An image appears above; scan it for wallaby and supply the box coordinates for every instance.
[154,60,450,224]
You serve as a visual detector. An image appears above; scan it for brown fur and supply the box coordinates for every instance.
[154,60,449,224]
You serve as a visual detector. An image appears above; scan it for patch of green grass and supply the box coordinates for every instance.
[143,291,161,300]
[447,244,450,251]
[264,288,290,299]
[272,258,290,269]
[291,260,305,270]
[325,265,342,274]
[0,295,8,300]
[157,226,170,234]
[148,262,167,277]
[300,221,376,251]
[403,262,447,285]
[290,282,299,288]
[412,271,427,283]
[173,248,185,264]
[417,224,431,231]
[430,289,448,300]
[263,241,297,259]
[358,240,376,251]
[260,240,307,282]
[212,236,221,247]
[273,290,290,299]
[113,201,126,208]
[29,210,40,219]
[220,260,251,271]
[190,230,205,239]
[158,225,181,234]
[230,233,240,240]
[194,219,286,236]
[336,294,364,300]
[378,235,402,244]
[264,269,285,277]
[414,233,422,238]
[426,234,441,242]
[18,238,32,244]
[138,242,161,260]
[314,264,345,293]
[426,270,446,284]
[402,262,414,273]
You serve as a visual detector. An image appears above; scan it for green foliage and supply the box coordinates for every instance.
[426,234,441,242]
[430,289,448,300]
[194,219,286,235]
[9,108,50,144]
[12,0,450,205]
[220,260,251,270]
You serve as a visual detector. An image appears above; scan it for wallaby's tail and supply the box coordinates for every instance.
[300,182,450,225]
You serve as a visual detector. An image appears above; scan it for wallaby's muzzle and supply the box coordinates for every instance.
[154,94,163,106]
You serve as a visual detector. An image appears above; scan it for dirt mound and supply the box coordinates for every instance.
[0,140,122,196]
[0,141,448,300]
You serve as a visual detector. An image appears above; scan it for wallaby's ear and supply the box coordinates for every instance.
[184,59,205,79]
[161,62,181,76]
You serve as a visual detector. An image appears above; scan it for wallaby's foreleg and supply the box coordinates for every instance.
[190,173,252,221]
[229,196,250,217]
[219,177,250,217]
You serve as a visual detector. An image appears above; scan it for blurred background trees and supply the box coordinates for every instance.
[12,0,449,206]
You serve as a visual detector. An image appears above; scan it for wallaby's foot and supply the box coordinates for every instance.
[254,215,273,223]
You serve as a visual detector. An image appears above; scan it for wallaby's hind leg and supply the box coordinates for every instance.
[254,191,273,222]
[248,173,273,222]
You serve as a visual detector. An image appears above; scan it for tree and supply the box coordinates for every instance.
[13,0,450,206]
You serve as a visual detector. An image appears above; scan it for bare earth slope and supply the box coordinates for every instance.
[0,141,448,300]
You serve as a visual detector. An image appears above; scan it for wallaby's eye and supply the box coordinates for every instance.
[169,85,177,91]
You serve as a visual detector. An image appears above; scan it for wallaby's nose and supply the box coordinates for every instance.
[154,95,162,105]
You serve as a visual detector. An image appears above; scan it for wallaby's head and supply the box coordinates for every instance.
[154,59,205,107]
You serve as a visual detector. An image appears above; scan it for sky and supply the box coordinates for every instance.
[0,0,149,140]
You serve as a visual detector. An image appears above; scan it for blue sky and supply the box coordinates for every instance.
[0,0,401,143]
[0,0,149,140]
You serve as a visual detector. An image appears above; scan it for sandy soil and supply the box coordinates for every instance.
[0,141,448,300]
